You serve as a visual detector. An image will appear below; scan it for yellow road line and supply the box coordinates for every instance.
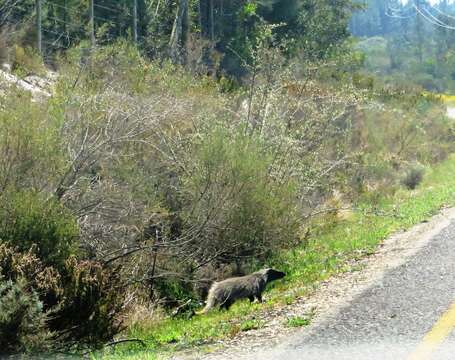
[407,302,455,360]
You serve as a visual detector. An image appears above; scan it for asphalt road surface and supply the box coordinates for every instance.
[241,218,455,360]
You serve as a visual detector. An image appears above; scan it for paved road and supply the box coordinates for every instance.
[246,219,455,359]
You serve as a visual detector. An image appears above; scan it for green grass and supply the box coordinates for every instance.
[240,319,264,331]
[95,155,455,359]
[286,316,311,328]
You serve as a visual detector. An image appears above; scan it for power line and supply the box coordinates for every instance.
[388,2,413,14]
[413,3,455,29]
[421,4,452,26]
[46,15,84,29]
[385,9,415,19]
[93,2,121,14]
[42,28,80,41]
[385,0,455,30]
[43,0,85,16]
[430,3,455,21]
[385,1,416,18]
[5,0,138,55]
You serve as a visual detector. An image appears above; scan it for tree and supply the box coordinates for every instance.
[169,0,188,61]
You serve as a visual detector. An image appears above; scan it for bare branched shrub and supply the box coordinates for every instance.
[49,41,367,305]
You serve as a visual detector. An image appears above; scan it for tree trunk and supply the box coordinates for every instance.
[198,0,203,33]
[169,0,189,62]
[210,0,214,42]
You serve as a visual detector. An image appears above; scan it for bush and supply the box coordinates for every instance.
[0,191,79,270]
[0,244,125,350]
[51,258,124,348]
[182,127,301,264]
[0,279,52,355]
[0,93,64,193]
[286,316,311,328]
[12,45,46,77]
[0,244,62,305]
[63,40,150,95]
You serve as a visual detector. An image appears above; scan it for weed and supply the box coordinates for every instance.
[286,316,311,328]
[240,319,263,332]
[12,45,46,77]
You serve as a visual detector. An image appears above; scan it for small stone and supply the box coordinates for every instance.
[1,63,11,72]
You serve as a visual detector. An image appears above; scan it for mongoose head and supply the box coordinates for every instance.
[261,268,286,282]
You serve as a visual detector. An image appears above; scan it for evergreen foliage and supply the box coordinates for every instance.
[0,279,52,354]
[1,0,358,74]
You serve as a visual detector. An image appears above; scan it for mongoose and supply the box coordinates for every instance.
[201,268,285,313]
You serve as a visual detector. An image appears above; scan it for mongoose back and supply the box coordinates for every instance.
[201,268,285,313]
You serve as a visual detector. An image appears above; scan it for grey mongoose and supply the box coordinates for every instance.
[201,268,286,313]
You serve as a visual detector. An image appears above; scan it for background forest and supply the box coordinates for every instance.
[0,0,357,76]
[1,0,455,357]
[352,0,455,92]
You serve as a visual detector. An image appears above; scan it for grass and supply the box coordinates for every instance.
[240,319,264,331]
[286,316,312,328]
[94,155,455,360]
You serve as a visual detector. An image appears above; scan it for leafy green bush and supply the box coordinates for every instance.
[286,316,311,328]
[12,45,46,77]
[183,126,300,264]
[240,319,263,331]
[0,191,79,270]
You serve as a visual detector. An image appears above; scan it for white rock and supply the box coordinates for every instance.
[1,63,11,72]
[0,69,51,100]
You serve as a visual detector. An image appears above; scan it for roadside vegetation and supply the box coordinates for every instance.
[94,153,455,359]
[2,0,455,358]
[2,39,455,357]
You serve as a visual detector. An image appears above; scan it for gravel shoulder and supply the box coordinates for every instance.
[175,206,455,360]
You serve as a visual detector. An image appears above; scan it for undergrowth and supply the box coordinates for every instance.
[94,155,455,359]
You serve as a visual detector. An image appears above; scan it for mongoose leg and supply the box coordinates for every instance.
[221,300,233,310]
